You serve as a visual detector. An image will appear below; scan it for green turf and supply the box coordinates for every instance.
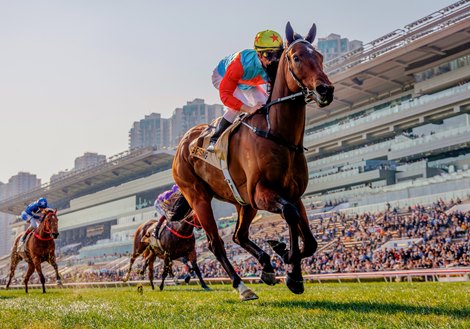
[1,282,469,328]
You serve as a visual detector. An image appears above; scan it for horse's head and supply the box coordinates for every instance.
[41,208,59,239]
[282,22,334,107]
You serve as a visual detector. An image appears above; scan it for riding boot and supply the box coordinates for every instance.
[152,216,166,240]
[207,118,231,152]
[20,228,33,246]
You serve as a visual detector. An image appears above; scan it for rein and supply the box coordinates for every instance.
[33,232,54,241]
[165,224,194,239]
[240,37,323,153]
[180,211,202,229]
[33,213,55,241]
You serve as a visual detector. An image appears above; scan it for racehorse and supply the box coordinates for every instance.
[5,209,62,293]
[172,22,334,300]
[123,214,210,291]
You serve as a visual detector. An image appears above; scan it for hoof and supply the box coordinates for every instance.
[240,288,259,301]
[203,286,212,291]
[184,274,191,284]
[286,273,304,294]
[57,280,63,288]
[260,271,277,286]
[236,282,259,301]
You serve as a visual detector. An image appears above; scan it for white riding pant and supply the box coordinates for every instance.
[21,211,40,229]
[212,68,268,123]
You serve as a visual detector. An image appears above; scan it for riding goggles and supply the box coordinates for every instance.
[262,50,282,61]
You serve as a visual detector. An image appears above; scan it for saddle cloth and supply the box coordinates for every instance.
[189,116,244,170]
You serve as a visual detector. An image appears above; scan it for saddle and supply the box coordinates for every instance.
[141,220,166,250]
[189,115,248,205]
[17,233,32,261]
[189,116,243,169]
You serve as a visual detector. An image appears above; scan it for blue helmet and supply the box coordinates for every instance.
[37,197,48,208]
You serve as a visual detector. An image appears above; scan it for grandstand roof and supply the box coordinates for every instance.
[0,147,175,215]
[306,2,470,126]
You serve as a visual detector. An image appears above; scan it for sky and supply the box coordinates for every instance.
[0,0,456,184]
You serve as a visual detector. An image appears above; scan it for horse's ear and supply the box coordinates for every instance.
[286,21,294,45]
[305,23,317,43]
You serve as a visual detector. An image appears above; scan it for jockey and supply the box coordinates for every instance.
[19,197,48,245]
[152,184,192,239]
[207,29,284,152]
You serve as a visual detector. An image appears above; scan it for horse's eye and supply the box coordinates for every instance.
[293,55,300,63]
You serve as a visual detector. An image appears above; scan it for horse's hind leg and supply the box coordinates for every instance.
[23,263,35,293]
[232,206,277,286]
[32,260,47,293]
[123,254,138,282]
[192,200,257,300]
[6,255,21,289]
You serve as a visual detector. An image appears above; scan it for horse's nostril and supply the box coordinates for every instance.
[316,84,328,96]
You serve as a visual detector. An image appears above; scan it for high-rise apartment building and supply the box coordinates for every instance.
[170,99,224,147]
[129,99,224,149]
[74,152,107,170]
[7,172,41,197]
[0,172,40,256]
[317,33,363,63]
[129,113,169,150]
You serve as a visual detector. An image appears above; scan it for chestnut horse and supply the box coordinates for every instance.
[5,209,62,293]
[123,214,210,291]
[173,22,334,300]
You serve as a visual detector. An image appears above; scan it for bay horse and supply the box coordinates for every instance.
[123,214,210,291]
[173,22,334,300]
[5,209,62,293]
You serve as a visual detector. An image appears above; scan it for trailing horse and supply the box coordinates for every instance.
[5,209,62,293]
[123,214,210,291]
[172,22,334,300]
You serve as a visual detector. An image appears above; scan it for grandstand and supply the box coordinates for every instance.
[0,1,469,284]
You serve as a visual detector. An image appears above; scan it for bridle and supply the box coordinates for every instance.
[34,212,55,241]
[284,38,324,105]
[241,38,320,153]
[164,211,201,239]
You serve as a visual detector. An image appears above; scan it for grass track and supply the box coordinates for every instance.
[1,282,469,328]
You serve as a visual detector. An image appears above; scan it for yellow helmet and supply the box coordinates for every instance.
[254,30,283,51]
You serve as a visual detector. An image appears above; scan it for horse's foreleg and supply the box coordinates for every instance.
[254,186,304,294]
[187,251,210,291]
[23,263,35,294]
[295,200,317,258]
[280,201,304,295]
[48,254,63,287]
[233,206,276,286]
[159,257,171,291]
[148,253,156,290]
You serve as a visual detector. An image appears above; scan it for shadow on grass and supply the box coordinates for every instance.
[263,300,470,319]
[0,295,17,300]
